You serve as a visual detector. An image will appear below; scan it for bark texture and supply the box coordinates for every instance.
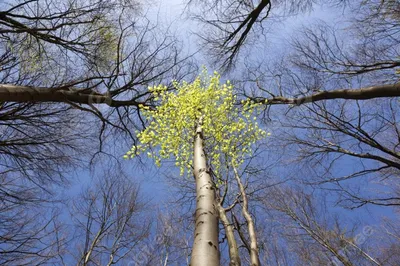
[190,117,220,266]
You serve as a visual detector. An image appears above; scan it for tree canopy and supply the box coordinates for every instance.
[127,71,266,176]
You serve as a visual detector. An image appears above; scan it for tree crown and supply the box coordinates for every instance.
[125,71,266,178]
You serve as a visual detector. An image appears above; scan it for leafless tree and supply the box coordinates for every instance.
[136,210,193,266]
[212,146,274,265]
[273,98,400,209]
[186,1,400,264]
[0,1,195,263]
[259,186,381,266]
[189,0,399,100]
[69,173,150,266]
[376,217,400,265]
[1,0,195,107]
[0,102,94,185]
[188,0,348,69]
[0,173,66,265]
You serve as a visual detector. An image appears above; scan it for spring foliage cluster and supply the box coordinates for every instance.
[125,71,266,177]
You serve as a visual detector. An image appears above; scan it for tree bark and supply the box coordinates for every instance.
[81,227,104,266]
[217,202,241,266]
[233,165,260,266]
[0,84,141,107]
[190,116,220,266]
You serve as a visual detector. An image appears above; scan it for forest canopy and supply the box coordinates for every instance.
[0,0,399,265]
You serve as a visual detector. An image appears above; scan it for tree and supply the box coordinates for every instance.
[2,0,399,264]
[261,186,382,266]
[126,71,266,265]
[274,99,400,209]
[232,0,400,210]
[188,0,332,68]
[190,0,399,102]
[189,0,400,206]
[186,1,400,264]
[0,173,65,265]
[69,173,150,266]
[0,0,193,107]
[0,0,194,263]
[137,210,193,265]
[0,0,195,167]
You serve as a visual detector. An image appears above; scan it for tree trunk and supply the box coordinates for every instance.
[217,202,241,266]
[190,116,220,266]
[233,165,260,266]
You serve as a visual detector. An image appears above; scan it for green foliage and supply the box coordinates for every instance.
[125,71,266,177]
[18,35,44,75]
[89,17,120,71]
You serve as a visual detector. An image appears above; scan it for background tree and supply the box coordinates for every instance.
[274,99,400,209]
[0,0,194,263]
[0,175,65,265]
[0,0,194,107]
[261,186,382,266]
[189,0,399,101]
[136,210,193,265]
[69,172,150,266]
[0,0,195,172]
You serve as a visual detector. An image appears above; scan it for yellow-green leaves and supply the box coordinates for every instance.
[126,71,265,177]
[89,17,120,72]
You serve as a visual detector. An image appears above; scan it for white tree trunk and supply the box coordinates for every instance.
[190,117,220,266]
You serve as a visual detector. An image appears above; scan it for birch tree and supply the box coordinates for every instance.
[126,71,266,265]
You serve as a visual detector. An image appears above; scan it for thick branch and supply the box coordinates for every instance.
[253,83,400,105]
[222,0,271,67]
[0,84,141,107]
